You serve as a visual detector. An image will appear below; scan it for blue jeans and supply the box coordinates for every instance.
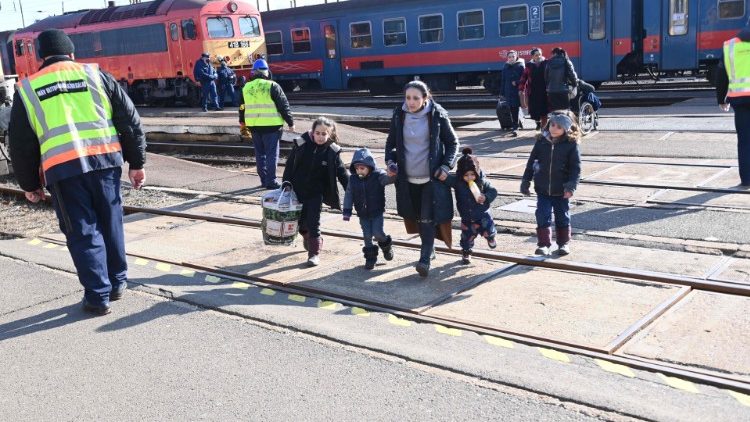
[48,168,127,307]
[359,215,387,247]
[535,193,570,229]
[252,130,281,187]
[201,81,220,110]
[735,106,750,185]
[460,213,497,251]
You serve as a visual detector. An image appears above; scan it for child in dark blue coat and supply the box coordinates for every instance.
[343,148,396,270]
[442,148,498,264]
[520,111,582,256]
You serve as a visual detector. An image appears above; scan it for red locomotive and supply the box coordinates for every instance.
[12,0,266,105]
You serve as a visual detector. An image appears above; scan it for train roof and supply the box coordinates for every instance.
[261,0,423,19]
[18,0,219,34]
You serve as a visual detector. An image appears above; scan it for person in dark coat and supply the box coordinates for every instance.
[441,148,498,265]
[342,147,396,269]
[193,52,221,112]
[520,111,582,257]
[520,47,549,130]
[9,29,147,315]
[216,59,237,107]
[545,47,578,111]
[499,50,525,136]
[385,80,459,277]
[283,117,348,266]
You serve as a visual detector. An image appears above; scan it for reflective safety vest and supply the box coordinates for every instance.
[16,61,121,183]
[724,37,750,98]
[241,78,285,127]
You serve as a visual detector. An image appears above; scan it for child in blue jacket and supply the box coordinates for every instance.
[343,148,396,269]
[442,148,498,264]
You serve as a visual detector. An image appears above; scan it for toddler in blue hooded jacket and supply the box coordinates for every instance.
[343,147,396,269]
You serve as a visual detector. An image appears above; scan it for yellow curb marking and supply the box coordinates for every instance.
[205,275,222,283]
[43,243,58,249]
[134,258,149,266]
[232,282,251,290]
[317,300,338,310]
[179,269,196,277]
[288,294,306,303]
[155,263,172,272]
[260,288,276,296]
[435,325,462,336]
[658,374,699,393]
[595,359,635,378]
[352,307,370,317]
[482,335,514,349]
[538,348,571,363]
[388,314,412,327]
[728,390,750,407]
[28,239,42,245]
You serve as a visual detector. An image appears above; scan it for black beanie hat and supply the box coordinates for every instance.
[37,29,75,58]
[456,147,481,179]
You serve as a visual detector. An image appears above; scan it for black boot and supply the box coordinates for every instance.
[363,245,379,270]
[378,236,394,261]
[462,249,472,265]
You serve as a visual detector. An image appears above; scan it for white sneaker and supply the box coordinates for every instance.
[534,246,550,256]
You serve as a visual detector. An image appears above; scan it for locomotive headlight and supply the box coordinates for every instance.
[228,2,238,12]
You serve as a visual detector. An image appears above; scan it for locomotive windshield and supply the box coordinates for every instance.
[207,17,234,38]
[240,16,261,37]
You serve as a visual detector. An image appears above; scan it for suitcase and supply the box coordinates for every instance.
[496,100,514,130]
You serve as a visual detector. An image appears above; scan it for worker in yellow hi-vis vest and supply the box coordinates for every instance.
[9,29,147,316]
[239,59,294,189]
[717,17,750,188]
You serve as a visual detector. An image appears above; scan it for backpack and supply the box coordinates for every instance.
[585,92,602,111]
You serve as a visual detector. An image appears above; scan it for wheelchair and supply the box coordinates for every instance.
[569,81,599,136]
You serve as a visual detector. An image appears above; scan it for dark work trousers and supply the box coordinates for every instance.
[408,182,435,264]
[251,130,281,188]
[535,193,570,229]
[734,105,750,186]
[548,92,570,111]
[200,80,220,110]
[359,214,387,247]
[48,167,127,307]
[510,106,520,131]
[219,82,237,107]
[299,194,323,239]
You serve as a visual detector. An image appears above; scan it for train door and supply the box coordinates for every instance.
[580,0,613,82]
[661,0,698,71]
[168,21,184,76]
[319,21,343,89]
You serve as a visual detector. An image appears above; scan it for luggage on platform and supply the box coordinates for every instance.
[261,181,303,246]
[496,100,514,130]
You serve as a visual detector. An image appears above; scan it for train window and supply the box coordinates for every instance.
[15,40,24,57]
[718,0,745,19]
[324,25,337,58]
[350,22,372,49]
[419,14,444,43]
[458,10,484,41]
[669,0,689,35]
[266,31,283,55]
[240,16,261,37]
[100,24,168,56]
[499,5,529,37]
[182,19,197,40]
[170,23,179,41]
[207,17,234,39]
[291,28,312,53]
[383,18,407,46]
[542,1,562,34]
[588,0,606,40]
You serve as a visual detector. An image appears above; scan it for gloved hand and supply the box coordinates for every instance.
[433,165,450,181]
[342,209,352,221]
[240,124,251,137]
[520,181,531,196]
[386,161,398,177]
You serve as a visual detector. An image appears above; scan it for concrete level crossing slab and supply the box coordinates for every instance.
[621,290,750,377]
[586,163,725,187]
[648,189,750,209]
[699,169,746,189]
[163,199,265,221]
[141,153,258,192]
[573,184,659,203]
[476,157,528,174]
[281,245,514,311]
[320,213,419,241]
[123,214,202,243]
[424,265,682,349]
[711,259,750,285]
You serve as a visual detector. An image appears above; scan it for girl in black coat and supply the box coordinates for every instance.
[283,117,349,266]
[520,111,581,257]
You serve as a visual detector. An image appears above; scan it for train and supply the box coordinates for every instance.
[9,0,266,105]
[260,0,749,94]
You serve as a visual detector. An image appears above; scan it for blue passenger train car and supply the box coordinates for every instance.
[261,0,638,93]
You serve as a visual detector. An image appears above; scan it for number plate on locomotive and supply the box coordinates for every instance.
[228,40,252,48]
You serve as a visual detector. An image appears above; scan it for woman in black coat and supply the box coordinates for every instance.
[385,81,459,277]
[500,50,525,136]
[522,47,550,130]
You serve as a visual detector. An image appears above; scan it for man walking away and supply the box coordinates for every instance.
[9,29,147,316]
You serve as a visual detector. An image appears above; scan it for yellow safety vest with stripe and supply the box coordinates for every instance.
[724,37,750,98]
[241,78,285,127]
[16,61,122,184]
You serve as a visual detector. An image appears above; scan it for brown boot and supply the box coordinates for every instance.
[555,226,572,256]
[535,227,552,256]
[307,236,322,266]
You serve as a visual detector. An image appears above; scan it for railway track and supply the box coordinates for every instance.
[1,182,747,394]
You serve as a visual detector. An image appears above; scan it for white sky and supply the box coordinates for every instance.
[0,0,342,32]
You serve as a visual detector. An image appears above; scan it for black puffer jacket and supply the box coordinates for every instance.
[545,54,578,95]
[282,131,348,209]
[522,132,581,196]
